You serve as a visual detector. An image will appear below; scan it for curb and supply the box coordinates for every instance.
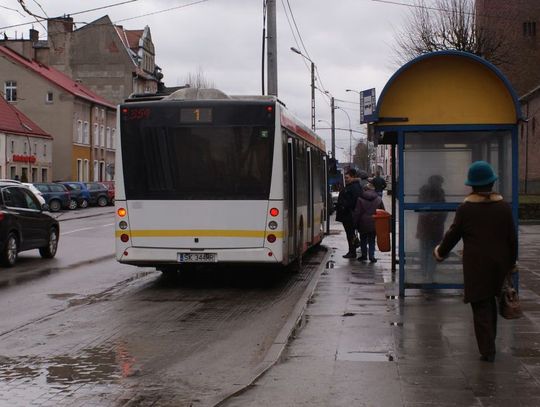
[53,209,115,222]
[212,246,333,407]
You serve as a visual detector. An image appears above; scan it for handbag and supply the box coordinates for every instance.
[499,272,523,319]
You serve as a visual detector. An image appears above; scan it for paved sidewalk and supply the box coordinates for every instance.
[226,221,540,407]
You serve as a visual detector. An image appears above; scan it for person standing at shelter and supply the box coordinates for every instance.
[353,182,385,263]
[416,175,447,282]
[434,161,517,362]
[371,171,387,197]
[335,168,363,259]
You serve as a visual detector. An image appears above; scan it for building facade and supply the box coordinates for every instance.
[476,0,540,97]
[0,16,161,105]
[0,45,116,182]
[0,96,53,182]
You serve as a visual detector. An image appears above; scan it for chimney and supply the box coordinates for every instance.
[29,28,39,43]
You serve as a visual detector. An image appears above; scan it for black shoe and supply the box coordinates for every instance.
[357,256,368,261]
[480,354,495,362]
[343,252,356,259]
[369,258,377,263]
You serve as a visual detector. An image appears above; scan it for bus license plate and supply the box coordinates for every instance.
[177,253,217,263]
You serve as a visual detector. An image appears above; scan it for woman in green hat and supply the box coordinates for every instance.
[434,160,517,362]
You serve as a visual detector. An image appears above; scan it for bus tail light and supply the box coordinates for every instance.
[268,221,278,230]
[120,234,130,243]
[117,207,127,217]
[267,234,276,243]
[269,208,279,217]
[0,212,4,221]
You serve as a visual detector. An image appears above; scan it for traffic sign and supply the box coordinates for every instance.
[360,88,376,123]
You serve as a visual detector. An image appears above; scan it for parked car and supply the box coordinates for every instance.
[0,179,46,206]
[33,183,74,211]
[99,180,115,204]
[0,182,59,266]
[56,182,92,208]
[84,182,110,207]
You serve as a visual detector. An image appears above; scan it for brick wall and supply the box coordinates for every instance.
[476,0,540,96]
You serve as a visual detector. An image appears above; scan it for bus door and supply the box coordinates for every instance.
[307,147,314,244]
[287,137,297,260]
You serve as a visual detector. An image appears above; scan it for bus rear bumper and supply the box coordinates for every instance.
[116,246,282,266]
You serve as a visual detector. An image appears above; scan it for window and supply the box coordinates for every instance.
[83,122,89,144]
[84,159,89,182]
[31,167,37,183]
[76,120,83,143]
[100,125,105,147]
[10,166,16,179]
[44,144,47,157]
[77,159,82,181]
[33,143,37,156]
[24,142,27,155]
[4,81,17,102]
[41,168,48,182]
[112,128,116,150]
[524,21,537,36]
[101,109,105,120]
[106,127,111,148]
[46,91,53,103]
[93,123,99,146]
[93,160,99,181]
[10,140,14,154]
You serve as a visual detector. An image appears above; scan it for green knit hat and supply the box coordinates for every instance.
[465,161,498,186]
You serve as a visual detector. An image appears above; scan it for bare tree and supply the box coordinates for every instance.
[182,66,216,89]
[353,142,369,171]
[393,0,509,66]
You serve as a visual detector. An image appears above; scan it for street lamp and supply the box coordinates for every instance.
[335,106,352,164]
[346,88,361,125]
[291,47,315,131]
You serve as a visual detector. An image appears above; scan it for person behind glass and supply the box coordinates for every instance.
[433,161,517,362]
[335,168,363,259]
[353,181,385,263]
[371,171,387,197]
[416,175,447,282]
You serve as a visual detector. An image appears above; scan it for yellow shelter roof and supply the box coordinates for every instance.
[376,51,522,126]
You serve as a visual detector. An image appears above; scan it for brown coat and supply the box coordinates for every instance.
[435,193,517,303]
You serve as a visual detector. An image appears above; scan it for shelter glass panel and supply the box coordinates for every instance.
[403,131,512,204]
[403,211,463,285]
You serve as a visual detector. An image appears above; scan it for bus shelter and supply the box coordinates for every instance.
[374,51,522,297]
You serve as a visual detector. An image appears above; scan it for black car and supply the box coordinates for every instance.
[33,182,74,211]
[0,183,59,267]
[84,182,110,207]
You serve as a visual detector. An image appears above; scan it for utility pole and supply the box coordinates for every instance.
[311,61,315,130]
[267,0,278,96]
[331,97,336,159]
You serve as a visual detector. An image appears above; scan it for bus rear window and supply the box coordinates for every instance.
[121,125,274,200]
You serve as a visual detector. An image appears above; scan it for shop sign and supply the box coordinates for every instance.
[12,154,37,163]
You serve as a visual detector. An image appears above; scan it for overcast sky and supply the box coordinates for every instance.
[0,0,412,161]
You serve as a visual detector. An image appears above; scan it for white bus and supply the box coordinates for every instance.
[115,88,327,272]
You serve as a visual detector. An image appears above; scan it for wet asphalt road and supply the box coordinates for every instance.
[0,208,328,406]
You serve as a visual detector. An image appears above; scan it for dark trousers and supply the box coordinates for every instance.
[470,297,498,357]
[360,231,376,260]
[342,218,356,254]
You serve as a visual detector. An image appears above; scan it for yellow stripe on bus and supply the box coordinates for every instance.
[115,230,284,238]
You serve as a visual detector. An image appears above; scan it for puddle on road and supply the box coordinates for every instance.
[336,350,395,362]
[0,340,136,394]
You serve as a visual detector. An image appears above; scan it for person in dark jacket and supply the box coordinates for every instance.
[336,168,363,258]
[370,172,387,197]
[434,161,517,362]
[416,175,447,282]
[353,182,385,263]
